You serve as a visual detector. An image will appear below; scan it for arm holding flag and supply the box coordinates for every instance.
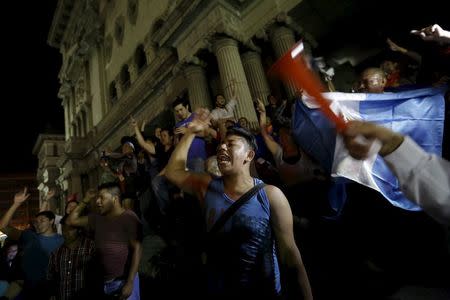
[343,120,450,224]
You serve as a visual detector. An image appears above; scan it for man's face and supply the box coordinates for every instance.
[216,135,253,175]
[96,189,115,215]
[155,128,162,140]
[359,70,386,93]
[62,224,79,244]
[6,245,18,261]
[35,215,53,234]
[122,143,134,155]
[238,118,249,130]
[216,95,226,108]
[174,103,190,121]
[160,130,173,146]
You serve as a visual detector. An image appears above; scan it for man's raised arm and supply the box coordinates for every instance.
[165,108,212,199]
[66,189,97,228]
[0,187,30,241]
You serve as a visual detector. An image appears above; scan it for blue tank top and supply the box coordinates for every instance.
[204,177,281,298]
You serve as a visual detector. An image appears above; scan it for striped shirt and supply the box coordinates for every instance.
[47,237,95,300]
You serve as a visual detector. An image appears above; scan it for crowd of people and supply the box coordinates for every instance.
[0,24,449,300]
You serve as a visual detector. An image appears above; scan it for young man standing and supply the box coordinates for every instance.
[0,187,64,300]
[67,183,143,300]
[47,216,95,300]
[165,109,313,299]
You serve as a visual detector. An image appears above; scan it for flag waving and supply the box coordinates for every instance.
[292,86,447,210]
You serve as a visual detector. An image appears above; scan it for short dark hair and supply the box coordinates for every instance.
[65,200,79,211]
[172,97,190,109]
[98,182,122,198]
[226,126,258,151]
[160,127,174,136]
[35,210,56,220]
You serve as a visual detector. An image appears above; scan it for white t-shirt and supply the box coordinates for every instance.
[210,99,237,121]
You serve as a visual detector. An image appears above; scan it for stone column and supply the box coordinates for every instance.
[71,123,77,138]
[78,117,85,138]
[213,38,257,128]
[241,51,271,105]
[62,98,71,140]
[270,26,298,99]
[184,64,211,111]
[70,96,76,126]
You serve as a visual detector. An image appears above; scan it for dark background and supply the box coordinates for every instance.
[1,1,62,174]
[0,0,448,174]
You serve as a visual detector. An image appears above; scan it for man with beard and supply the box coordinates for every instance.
[67,184,143,300]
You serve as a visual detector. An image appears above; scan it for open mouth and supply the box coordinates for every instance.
[217,152,231,165]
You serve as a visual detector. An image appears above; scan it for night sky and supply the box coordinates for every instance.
[1,1,63,174]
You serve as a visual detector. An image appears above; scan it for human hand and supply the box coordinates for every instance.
[411,24,450,44]
[188,108,211,134]
[119,281,133,300]
[342,120,404,159]
[174,126,187,135]
[14,187,30,204]
[255,98,265,114]
[103,149,112,157]
[45,188,56,201]
[130,116,138,129]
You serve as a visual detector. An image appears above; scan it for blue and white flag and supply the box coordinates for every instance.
[292,86,447,211]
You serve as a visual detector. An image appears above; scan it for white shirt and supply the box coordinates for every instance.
[384,136,450,224]
[210,99,237,121]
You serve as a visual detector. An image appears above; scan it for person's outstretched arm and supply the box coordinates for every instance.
[411,24,450,44]
[387,38,422,63]
[131,116,156,155]
[256,99,281,156]
[343,120,450,224]
[0,187,30,240]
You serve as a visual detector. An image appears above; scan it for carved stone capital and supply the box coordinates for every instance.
[213,37,238,54]
[269,25,294,43]
[276,12,292,25]
[58,81,73,99]
[183,55,207,68]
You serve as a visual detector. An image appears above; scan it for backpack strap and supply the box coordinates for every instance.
[208,182,266,235]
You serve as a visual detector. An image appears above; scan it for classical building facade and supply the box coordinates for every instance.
[32,134,66,213]
[46,0,309,199]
